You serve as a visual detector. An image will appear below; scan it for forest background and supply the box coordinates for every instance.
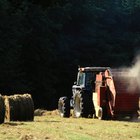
[0,0,140,109]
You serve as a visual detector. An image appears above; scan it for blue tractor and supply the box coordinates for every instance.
[58,67,109,118]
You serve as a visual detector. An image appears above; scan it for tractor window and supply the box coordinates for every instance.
[77,72,85,86]
[85,72,96,91]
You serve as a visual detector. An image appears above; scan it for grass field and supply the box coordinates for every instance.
[0,110,140,140]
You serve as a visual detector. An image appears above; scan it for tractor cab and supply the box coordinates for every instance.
[72,67,110,94]
[71,67,111,118]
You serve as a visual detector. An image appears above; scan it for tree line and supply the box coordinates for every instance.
[0,0,140,109]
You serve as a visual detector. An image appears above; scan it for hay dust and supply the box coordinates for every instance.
[114,54,140,93]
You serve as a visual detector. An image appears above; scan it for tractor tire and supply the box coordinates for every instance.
[58,97,70,118]
[73,91,89,118]
[0,95,5,124]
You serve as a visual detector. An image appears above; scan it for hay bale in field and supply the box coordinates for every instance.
[18,95,25,121]
[13,94,22,121]
[22,94,31,121]
[14,94,26,121]
[12,95,20,121]
[4,93,34,122]
[23,94,34,121]
[8,96,16,121]
[5,95,18,121]
[21,95,28,121]
[0,95,5,124]
[12,96,18,121]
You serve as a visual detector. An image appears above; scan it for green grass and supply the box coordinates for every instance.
[0,110,140,140]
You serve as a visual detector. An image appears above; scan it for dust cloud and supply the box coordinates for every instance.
[119,54,140,93]
[112,54,140,93]
[127,55,140,90]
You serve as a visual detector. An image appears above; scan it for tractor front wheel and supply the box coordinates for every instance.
[58,97,70,118]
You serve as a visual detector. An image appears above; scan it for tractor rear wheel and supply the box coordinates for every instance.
[58,97,70,118]
[73,91,89,118]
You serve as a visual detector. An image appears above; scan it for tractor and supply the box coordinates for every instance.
[58,67,139,120]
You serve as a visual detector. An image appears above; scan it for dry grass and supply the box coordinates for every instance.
[0,110,140,140]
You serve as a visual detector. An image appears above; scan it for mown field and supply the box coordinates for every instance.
[0,110,140,140]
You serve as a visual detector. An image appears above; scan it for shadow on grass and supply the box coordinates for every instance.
[3,122,25,126]
[36,120,61,123]
[45,120,61,123]
[114,117,140,122]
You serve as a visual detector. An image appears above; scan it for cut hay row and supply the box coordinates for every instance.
[3,94,34,123]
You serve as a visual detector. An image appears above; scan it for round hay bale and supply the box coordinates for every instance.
[11,95,19,121]
[8,96,15,121]
[0,95,5,124]
[23,94,34,121]
[23,94,30,121]
[3,93,34,122]
[11,96,17,121]
[13,95,19,121]
[16,95,24,121]
[28,94,34,121]
[21,95,28,121]
[12,95,19,121]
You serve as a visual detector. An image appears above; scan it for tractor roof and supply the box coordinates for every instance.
[78,67,111,72]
